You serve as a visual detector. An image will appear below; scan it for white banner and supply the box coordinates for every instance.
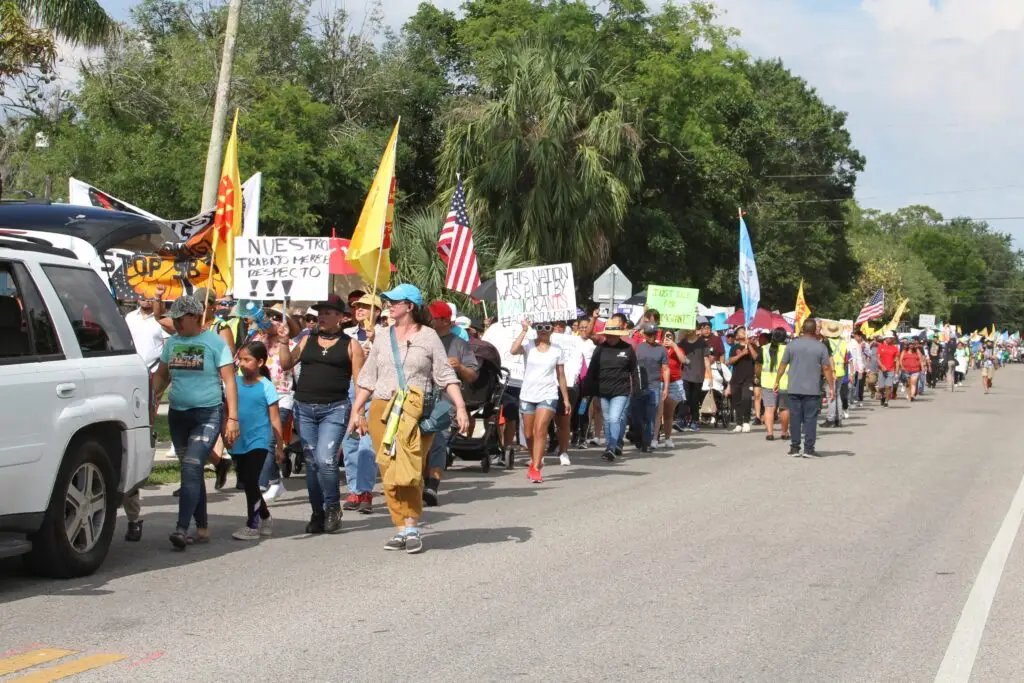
[233,236,331,301]
[68,175,262,240]
[496,263,576,327]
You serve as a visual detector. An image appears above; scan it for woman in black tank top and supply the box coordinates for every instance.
[279,295,363,534]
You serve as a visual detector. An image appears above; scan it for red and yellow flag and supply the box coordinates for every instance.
[207,110,243,293]
[347,119,399,290]
[794,279,811,330]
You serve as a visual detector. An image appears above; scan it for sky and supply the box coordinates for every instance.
[88,0,1024,242]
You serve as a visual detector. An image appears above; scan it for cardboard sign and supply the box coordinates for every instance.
[919,314,936,328]
[234,236,331,300]
[647,285,700,330]
[496,263,576,326]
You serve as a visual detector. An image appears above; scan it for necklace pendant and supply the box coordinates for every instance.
[321,347,328,357]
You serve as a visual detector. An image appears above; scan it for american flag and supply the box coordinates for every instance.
[855,287,885,324]
[437,178,481,296]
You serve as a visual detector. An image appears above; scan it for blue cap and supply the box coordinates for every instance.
[381,283,424,307]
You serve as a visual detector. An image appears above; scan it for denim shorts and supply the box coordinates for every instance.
[667,380,685,402]
[520,398,559,415]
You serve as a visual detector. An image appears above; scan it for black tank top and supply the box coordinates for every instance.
[293,332,353,404]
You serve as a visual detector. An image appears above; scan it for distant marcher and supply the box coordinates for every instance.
[774,319,834,458]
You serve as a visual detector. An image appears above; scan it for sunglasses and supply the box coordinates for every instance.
[533,323,553,332]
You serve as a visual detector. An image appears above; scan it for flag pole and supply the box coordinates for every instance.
[201,224,221,328]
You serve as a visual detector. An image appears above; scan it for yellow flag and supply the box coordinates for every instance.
[883,297,908,333]
[209,110,243,293]
[347,119,399,291]
[794,280,811,331]
[861,321,876,337]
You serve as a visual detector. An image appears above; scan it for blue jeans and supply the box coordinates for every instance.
[168,405,223,532]
[294,399,350,512]
[787,394,820,452]
[426,428,450,473]
[600,395,630,451]
[341,386,376,495]
[630,383,660,448]
[259,407,291,489]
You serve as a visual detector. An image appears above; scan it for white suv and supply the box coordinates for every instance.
[0,235,154,578]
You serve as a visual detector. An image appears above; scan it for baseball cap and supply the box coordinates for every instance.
[381,283,424,307]
[642,322,659,335]
[455,315,471,328]
[428,301,453,320]
[304,307,318,318]
[167,295,204,319]
[192,287,217,306]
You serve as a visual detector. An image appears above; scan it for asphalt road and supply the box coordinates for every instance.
[2,368,1024,682]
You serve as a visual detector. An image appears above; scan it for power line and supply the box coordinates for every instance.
[760,183,1024,205]
[760,216,1024,224]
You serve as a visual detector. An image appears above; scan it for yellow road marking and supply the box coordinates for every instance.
[0,649,76,676]
[6,653,127,682]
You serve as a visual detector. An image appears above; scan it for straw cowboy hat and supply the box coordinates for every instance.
[601,320,631,336]
[820,320,843,339]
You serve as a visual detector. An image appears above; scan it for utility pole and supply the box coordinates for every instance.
[200,0,243,211]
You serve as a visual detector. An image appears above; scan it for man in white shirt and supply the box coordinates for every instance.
[124,285,168,371]
[120,284,169,543]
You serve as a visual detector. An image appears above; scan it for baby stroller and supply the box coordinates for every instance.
[445,359,510,473]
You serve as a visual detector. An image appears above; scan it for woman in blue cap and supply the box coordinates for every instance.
[348,284,470,554]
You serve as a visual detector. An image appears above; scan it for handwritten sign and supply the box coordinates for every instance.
[646,285,699,330]
[234,237,331,300]
[918,314,936,328]
[496,263,576,327]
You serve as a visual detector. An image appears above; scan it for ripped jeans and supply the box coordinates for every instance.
[294,399,350,513]
[168,405,224,533]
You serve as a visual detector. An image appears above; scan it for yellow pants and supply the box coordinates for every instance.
[369,398,434,528]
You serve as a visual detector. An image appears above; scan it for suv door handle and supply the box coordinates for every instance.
[56,383,77,398]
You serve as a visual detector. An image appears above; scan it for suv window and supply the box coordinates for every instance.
[42,264,136,357]
[0,261,62,363]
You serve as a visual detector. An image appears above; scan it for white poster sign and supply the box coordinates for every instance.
[496,263,576,327]
[919,314,936,328]
[234,236,331,300]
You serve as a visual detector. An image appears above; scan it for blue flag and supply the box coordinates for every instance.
[738,215,760,328]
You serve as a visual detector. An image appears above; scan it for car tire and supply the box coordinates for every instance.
[24,437,118,579]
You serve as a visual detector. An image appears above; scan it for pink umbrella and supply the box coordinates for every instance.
[726,308,793,333]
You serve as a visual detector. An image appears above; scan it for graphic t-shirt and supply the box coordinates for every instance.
[161,330,233,410]
[230,376,279,455]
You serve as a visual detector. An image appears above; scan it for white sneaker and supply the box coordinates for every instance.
[232,526,260,541]
[741,423,751,433]
[586,437,600,447]
[259,516,274,537]
[264,481,285,503]
[842,411,850,419]
[732,425,743,433]
[558,452,571,466]
[653,439,662,449]
[662,437,675,448]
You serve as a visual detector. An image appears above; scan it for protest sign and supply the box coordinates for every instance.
[496,263,576,326]
[918,314,936,328]
[647,285,700,329]
[234,236,331,300]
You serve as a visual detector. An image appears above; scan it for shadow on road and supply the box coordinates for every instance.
[424,526,533,552]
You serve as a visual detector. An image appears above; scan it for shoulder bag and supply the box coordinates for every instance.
[390,327,453,434]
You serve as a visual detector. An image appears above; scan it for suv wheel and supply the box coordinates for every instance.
[25,437,117,578]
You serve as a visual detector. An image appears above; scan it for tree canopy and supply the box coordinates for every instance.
[1,0,1021,330]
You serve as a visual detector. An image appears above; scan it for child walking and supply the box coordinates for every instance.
[231,341,285,541]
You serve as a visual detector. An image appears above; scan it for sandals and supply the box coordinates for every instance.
[765,435,775,441]
[170,529,210,550]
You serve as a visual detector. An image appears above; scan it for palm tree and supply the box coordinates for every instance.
[15,0,119,47]
[391,204,532,311]
[438,39,643,277]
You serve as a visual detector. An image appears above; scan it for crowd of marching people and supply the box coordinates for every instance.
[122,285,1018,554]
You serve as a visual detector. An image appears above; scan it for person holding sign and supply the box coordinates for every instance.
[511,318,571,483]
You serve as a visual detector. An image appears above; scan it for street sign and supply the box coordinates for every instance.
[592,264,632,309]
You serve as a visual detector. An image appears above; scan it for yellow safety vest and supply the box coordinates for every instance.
[830,339,847,378]
[761,344,789,391]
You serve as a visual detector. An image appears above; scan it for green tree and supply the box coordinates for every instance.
[439,39,643,276]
